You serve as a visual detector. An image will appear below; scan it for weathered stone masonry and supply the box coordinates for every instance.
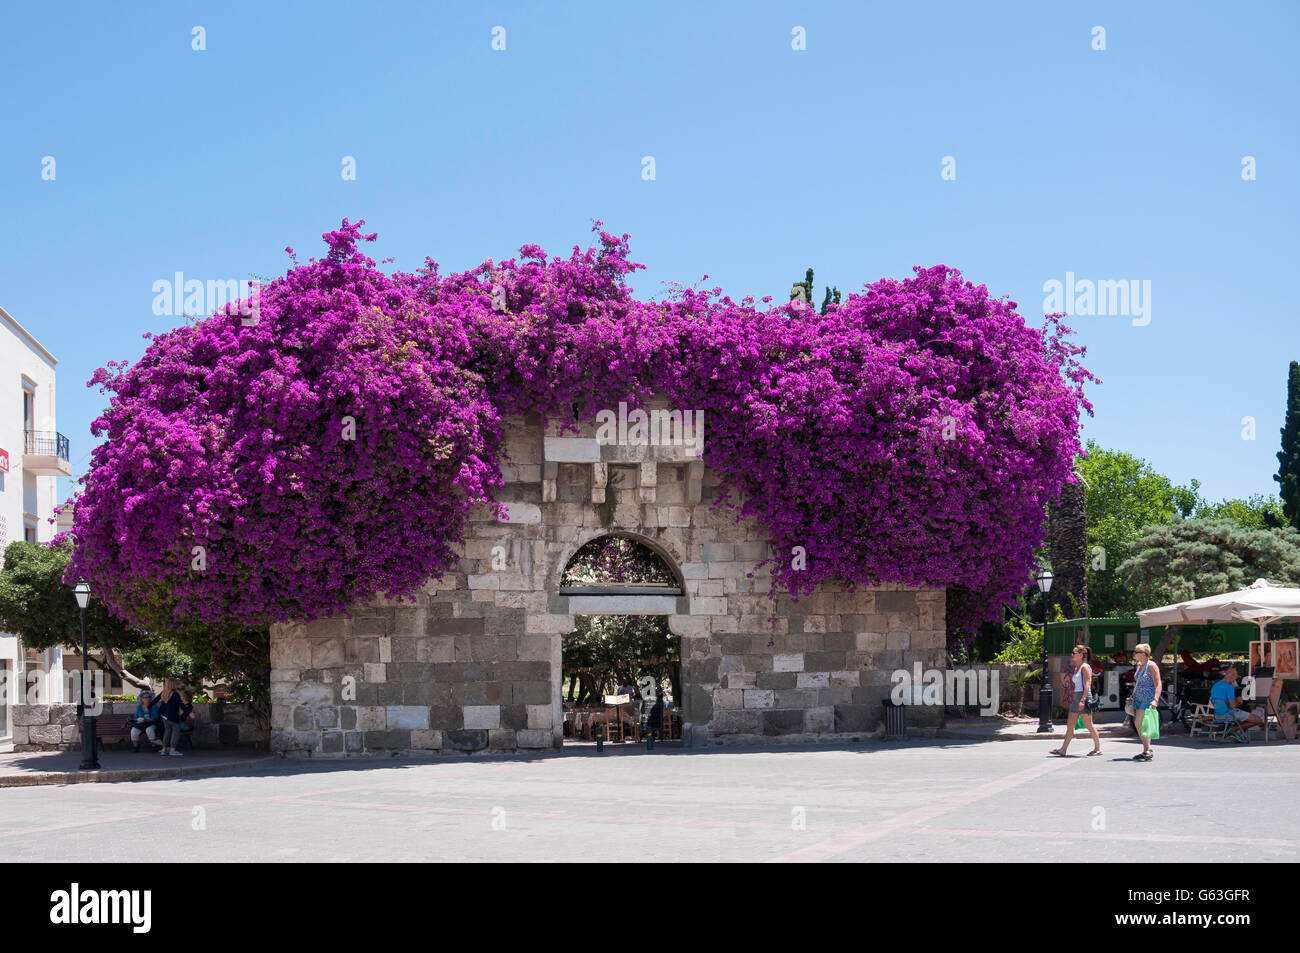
[270,409,947,756]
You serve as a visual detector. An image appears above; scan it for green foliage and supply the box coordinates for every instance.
[1278,361,1300,529]
[0,541,144,654]
[992,615,1045,663]
[121,639,200,685]
[1193,494,1286,530]
[789,267,840,315]
[1008,666,1042,686]
[562,614,679,706]
[1078,441,1290,614]
[0,540,268,701]
[1118,518,1300,605]
[790,268,814,305]
[1077,441,1199,616]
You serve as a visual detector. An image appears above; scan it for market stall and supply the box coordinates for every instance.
[1138,579,1300,740]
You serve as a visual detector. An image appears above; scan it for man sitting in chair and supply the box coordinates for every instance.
[1210,666,1262,739]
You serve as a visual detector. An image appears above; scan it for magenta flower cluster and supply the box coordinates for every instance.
[69,219,1093,639]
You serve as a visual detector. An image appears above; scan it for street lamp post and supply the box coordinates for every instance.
[1036,569,1054,733]
[73,580,99,770]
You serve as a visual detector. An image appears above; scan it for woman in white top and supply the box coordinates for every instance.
[1050,644,1102,756]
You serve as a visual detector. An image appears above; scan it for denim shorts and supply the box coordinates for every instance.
[1066,692,1099,713]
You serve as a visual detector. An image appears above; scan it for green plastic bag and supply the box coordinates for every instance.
[1142,707,1160,740]
[1075,716,1084,729]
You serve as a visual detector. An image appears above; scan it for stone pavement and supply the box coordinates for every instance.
[0,748,273,787]
[937,717,1144,741]
[0,736,1295,862]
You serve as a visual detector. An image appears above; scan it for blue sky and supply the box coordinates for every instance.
[1,1,1296,505]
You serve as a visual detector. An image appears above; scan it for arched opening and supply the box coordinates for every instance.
[558,532,682,592]
[558,534,682,745]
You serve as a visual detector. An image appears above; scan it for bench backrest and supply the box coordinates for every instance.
[94,714,134,736]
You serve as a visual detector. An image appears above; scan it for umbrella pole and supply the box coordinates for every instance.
[1259,621,1268,678]
[1171,627,1178,702]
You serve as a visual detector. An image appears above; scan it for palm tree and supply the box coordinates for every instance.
[1048,466,1089,618]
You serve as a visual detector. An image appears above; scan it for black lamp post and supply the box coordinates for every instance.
[1036,569,1054,733]
[73,580,99,770]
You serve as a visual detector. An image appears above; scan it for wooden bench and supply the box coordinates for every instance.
[92,713,136,749]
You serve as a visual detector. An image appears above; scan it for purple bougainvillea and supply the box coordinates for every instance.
[69,219,1094,642]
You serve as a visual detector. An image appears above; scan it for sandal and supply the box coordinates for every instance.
[1086,749,1103,757]
[1049,748,1066,756]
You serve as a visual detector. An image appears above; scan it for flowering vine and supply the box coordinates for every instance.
[69,219,1094,645]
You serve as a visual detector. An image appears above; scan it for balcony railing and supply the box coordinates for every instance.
[24,431,70,462]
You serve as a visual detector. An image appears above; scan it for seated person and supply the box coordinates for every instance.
[180,691,197,734]
[1210,666,1263,733]
[130,690,162,752]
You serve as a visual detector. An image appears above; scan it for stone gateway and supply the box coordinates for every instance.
[269,408,946,756]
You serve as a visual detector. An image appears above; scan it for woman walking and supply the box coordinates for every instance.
[1130,643,1163,762]
[156,678,193,757]
[1050,645,1102,757]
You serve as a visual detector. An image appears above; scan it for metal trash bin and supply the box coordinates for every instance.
[882,699,907,739]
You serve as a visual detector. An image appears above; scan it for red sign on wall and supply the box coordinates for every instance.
[0,448,8,472]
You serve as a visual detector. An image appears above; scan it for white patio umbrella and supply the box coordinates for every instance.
[1138,578,1300,638]
[1138,579,1300,697]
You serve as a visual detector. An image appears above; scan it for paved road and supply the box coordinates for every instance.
[2,738,1296,862]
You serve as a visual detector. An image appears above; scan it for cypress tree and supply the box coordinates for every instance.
[789,268,839,314]
[790,268,814,305]
[1277,361,1300,529]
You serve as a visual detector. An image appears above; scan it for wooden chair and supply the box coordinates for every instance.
[1188,703,1232,741]
[656,707,677,741]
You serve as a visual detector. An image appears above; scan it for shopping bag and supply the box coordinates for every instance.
[1075,716,1084,729]
[1142,706,1160,739]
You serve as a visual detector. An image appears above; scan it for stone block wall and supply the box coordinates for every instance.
[271,409,947,756]
[8,702,267,751]
[9,703,79,750]
[945,662,1035,712]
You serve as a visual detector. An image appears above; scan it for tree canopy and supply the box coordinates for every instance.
[1076,440,1198,615]
[1117,518,1300,607]
[0,541,141,656]
[1077,441,1289,616]
[0,540,267,698]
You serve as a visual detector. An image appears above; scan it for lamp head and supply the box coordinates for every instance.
[1035,569,1054,595]
[73,580,91,610]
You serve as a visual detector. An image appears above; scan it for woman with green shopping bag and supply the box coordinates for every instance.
[1130,643,1163,762]
[1050,645,1102,757]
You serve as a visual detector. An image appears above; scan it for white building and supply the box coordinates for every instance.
[0,305,69,741]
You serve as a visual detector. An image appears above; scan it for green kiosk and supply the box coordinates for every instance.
[1045,617,1260,712]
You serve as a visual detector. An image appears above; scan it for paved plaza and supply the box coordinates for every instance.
[2,736,1296,863]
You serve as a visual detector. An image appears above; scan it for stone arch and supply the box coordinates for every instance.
[553,530,685,592]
